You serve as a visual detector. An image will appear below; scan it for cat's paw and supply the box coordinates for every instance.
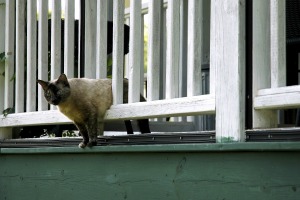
[78,142,87,148]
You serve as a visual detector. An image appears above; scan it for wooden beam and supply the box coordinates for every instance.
[147,0,162,101]
[96,0,107,79]
[112,0,124,104]
[252,0,277,128]
[64,0,75,78]
[38,0,49,111]
[26,0,37,112]
[270,0,286,88]
[187,0,202,97]
[50,0,61,110]
[15,0,25,113]
[0,0,10,138]
[106,95,215,120]
[0,95,215,127]
[254,86,300,110]
[4,0,15,110]
[0,1,5,113]
[165,0,180,99]
[212,0,246,142]
[50,0,61,80]
[84,0,97,78]
[128,0,141,103]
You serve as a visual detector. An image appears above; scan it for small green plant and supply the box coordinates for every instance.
[0,52,5,62]
[62,130,77,137]
[2,107,15,118]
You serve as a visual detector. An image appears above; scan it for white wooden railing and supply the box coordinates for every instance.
[252,0,300,129]
[0,0,296,143]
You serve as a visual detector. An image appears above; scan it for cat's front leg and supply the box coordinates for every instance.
[86,118,98,147]
[75,122,89,148]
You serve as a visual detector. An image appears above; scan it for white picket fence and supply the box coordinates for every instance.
[0,0,298,142]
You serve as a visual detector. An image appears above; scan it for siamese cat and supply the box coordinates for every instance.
[37,74,150,148]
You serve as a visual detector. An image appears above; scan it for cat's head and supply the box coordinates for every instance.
[37,74,71,105]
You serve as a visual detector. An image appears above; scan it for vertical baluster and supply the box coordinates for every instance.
[51,0,61,80]
[252,0,277,128]
[84,0,96,78]
[147,0,162,102]
[1,0,15,138]
[4,0,15,111]
[50,0,61,110]
[187,0,203,126]
[38,0,48,111]
[140,14,144,95]
[124,17,130,79]
[0,1,5,113]
[128,0,141,103]
[165,0,180,100]
[96,0,107,79]
[270,0,286,88]
[26,0,37,112]
[187,0,202,97]
[15,0,25,113]
[112,0,124,105]
[64,0,75,77]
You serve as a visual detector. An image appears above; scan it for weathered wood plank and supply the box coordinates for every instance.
[96,0,107,79]
[64,0,75,77]
[106,95,215,120]
[50,0,61,80]
[84,0,97,78]
[15,0,25,113]
[1,145,300,200]
[26,0,37,112]
[0,95,215,127]
[252,0,277,128]
[38,0,49,111]
[257,85,300,96]
[2,0,14,138]
[147,0,162,101]
[165,0,180,99]
[0,110,70,127]
[128,0,141,103]
[4,0,15,110]
[50,0,61,110]
[254,86,300,110]
[270,0,286,88]
[187,0,202,97]
[112,0,124,104]
[212,0,245,142]
[0,1,5,113]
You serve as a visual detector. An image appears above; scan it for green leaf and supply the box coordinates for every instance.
[0,52,6,62]
[2,107,15,118]
[9,74,15,82]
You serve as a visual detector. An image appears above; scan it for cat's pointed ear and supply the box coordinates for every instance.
[57,74,69,86]
[37,80,49,91]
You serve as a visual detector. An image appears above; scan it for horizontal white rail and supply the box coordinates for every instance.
[106,95,216,120]
[254,86,300,110]
[0,95,215,127]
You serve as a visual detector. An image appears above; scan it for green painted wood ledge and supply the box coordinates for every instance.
[1,142,300,154]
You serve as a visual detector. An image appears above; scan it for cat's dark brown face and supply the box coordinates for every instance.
[37,74,71,105]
